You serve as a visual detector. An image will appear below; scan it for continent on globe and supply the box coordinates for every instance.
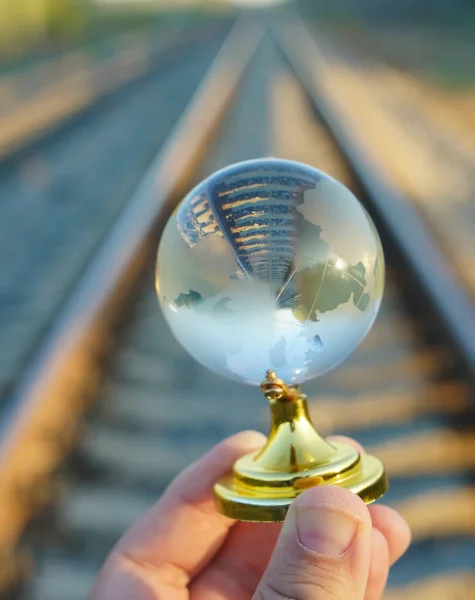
[174,289,203,309]
[291,259,370,323]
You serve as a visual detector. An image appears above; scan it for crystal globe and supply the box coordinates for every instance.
[156,158,384,386]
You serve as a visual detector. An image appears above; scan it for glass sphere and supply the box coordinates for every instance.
[156,158,384,386]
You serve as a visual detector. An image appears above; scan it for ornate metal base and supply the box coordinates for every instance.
[214,371,387,522]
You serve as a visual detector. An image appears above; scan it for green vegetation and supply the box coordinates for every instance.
[0,0,92,62]
[296,0,475,27]
[0,1,216,69]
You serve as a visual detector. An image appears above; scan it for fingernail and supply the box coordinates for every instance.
[296,507,359,557]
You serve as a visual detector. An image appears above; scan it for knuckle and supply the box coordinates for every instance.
[256,559,350,600]
[255,577,295,600]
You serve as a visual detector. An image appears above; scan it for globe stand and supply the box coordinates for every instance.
[214,370,387,522]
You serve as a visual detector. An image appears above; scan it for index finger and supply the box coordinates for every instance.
[90,430,266,598]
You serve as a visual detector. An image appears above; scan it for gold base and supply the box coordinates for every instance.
[215,442,387,522]
[214,371,388,522]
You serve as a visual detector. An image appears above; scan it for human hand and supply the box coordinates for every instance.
[90,431,411,600]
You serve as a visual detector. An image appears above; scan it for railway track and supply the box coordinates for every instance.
[300,24,475,298]
[0,23,231,403]
[1,14,475,600]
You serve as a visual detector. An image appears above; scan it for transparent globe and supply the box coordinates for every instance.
[156,158,384,386]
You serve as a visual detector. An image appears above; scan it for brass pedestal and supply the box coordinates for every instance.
[214,371,387,522]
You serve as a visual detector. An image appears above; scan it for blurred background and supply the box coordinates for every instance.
[0,0,474,599]
[1,0,474,288]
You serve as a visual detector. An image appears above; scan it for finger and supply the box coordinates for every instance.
[252,485,373,600]
[364,528,389,600]
[368,504,412,565]
[191,521,282,599]
[90,431,266,599]
[327,435,411,565]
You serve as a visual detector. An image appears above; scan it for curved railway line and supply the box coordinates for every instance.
[0,13,474,600]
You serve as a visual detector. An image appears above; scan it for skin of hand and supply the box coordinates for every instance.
[89,431,411,600]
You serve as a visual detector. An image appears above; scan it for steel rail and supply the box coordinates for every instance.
[274,16,475,376]
[0,22,229,173]
[0,18,263,549]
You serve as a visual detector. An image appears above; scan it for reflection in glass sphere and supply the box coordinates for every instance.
[156,158,384,386]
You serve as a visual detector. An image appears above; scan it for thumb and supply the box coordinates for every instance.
[253,486,373,600]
